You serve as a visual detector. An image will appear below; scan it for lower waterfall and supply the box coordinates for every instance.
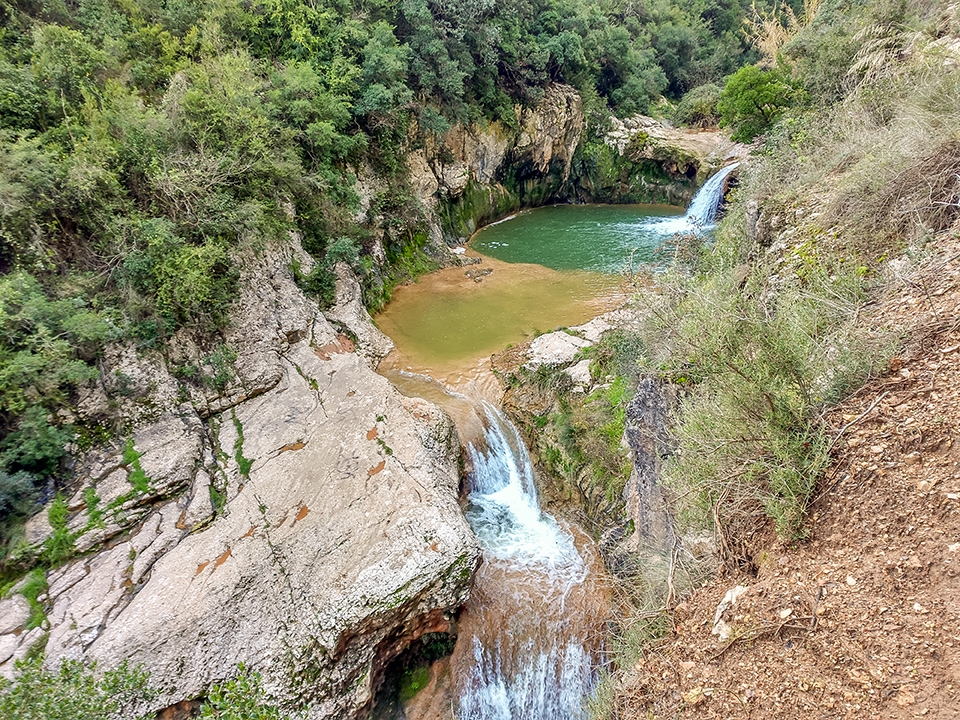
[451,404,609,719]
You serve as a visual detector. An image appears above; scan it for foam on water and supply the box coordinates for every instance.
[457,404,601,719]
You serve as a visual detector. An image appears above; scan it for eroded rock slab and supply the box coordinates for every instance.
[40,320,478,719]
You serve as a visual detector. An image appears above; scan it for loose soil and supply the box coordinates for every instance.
[616,232,960,719]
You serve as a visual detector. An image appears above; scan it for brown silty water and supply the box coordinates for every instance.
[375,251,627,402]
[374,249,619,718]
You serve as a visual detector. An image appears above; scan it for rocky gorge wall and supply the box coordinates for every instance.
[396,83,740,249]
[0,239,480,718]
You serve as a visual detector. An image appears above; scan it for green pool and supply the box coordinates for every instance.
[470,204,686,273]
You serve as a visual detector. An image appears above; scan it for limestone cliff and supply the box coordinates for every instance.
[0,239,480,718]
[405,83,585,245]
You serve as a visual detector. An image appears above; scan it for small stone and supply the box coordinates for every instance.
[846,575,857,586]
[682,687,707,706]
[779,608,793,619]
[896,689,916,707]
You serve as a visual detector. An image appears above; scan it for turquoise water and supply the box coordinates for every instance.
[470,204,687,274]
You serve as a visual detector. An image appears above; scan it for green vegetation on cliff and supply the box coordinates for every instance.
[0,658,295,720]
[586,1,960,713]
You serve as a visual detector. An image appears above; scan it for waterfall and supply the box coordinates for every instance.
[683,162,740,227]
[454,403,605,720]
[642,162,739,236]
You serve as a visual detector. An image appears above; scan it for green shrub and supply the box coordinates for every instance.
[232,411,254,478]
[0,407,72,477]
[398,666,430,703]
[718,64,805,142]
[672,83,722,127]
[651,251,890,543]
[0,272,111,461]
[0,468,36,511]
[199,665,295,720]
[0,656,155,720]
[41,495,76,566]
[18,567,48,629]
[204,345,238,394]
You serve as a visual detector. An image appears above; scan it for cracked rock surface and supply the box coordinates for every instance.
[2,240,480,718]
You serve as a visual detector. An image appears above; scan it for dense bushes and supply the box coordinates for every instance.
[0,657,155,720]
[0,659,294,720]
[717,64,806,141]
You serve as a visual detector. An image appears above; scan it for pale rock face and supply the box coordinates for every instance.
[323,262,395,362]
[407,149,441,208]
[564,359,594,388]
[404,83,585,248]
[516,83,584,182]
[0,595,30,635]
[77,342,477,717]
[525,331,592,369]
[5,241,480,718]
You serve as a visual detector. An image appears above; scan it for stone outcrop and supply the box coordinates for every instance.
[621,378,676,550]
[576,115,745,206]
[1,240,480,719]
[604,115,743,181]
[514,84,583,183]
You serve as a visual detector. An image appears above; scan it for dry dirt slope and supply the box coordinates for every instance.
[615,232,960,719]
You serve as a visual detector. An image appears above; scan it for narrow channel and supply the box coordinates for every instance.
[452,404,609,719]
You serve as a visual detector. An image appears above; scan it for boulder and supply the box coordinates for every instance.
[525,331,592,369]
[622,378,676,550]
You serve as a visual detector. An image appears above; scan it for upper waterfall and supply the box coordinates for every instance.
[640,162,739,237]
[684,162,740,227]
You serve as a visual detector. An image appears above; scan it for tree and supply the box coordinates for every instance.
[717,64,804,141]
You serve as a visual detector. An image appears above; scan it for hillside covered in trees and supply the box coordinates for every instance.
[0,0,783,552]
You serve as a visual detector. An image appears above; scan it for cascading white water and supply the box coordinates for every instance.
[643,162,740,236]
[684,162,740,226]
[454,404,605,720]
